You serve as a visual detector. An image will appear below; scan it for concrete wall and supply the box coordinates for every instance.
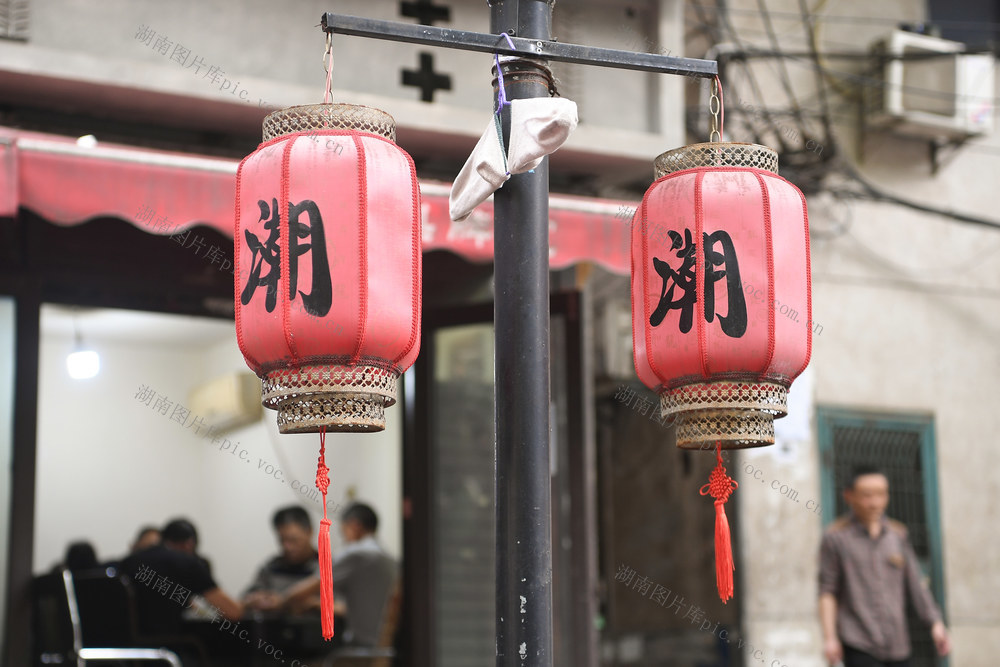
[0,0,686,174]
[722,1,1000,666]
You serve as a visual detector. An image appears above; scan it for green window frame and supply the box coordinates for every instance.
[817,406,947,666]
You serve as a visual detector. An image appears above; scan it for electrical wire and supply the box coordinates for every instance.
[752,47,998,105]
[688,2,1000,34]
[687,0,1000,233]
[686,2,845,160]
[805,190,854,239]
[687,0,725,45]
[830,185,1000,231]
[721,47,997,61]
[812,273,1000,300]
[714,0,794,152]
[756,0,808,128]
[684,14,875,54]
[684,5,1000,105]
[797,0,835,150]
[690,9,808,153]
[713,50,995,106]
[840,225,1000,277]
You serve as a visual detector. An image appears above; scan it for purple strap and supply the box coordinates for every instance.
[494,32,517,115]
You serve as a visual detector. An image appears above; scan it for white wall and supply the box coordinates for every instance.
[34,322,213,573]
[0,0,678,135]
[33,307,402,599]
[196,335,403,597]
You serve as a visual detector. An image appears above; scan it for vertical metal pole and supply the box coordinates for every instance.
[491,1,554,665]
[3,292,40,667]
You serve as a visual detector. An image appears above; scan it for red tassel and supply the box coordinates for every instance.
[713,498,734,601]
[699,442,738,603]
[318,517,335,639]
[316,427,336,639]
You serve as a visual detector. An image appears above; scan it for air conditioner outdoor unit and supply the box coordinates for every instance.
[867,30,994,140]
[188,371,263,435]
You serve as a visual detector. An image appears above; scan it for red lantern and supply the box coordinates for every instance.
[234,103,421,639]
[630,142,811,601]
[235,104,421,434]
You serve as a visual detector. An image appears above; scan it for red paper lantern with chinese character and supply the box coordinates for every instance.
[234,104,420,641]
[630,142,811,601]
[235,104,421,434]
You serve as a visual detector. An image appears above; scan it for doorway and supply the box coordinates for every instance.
[403,292,596,667]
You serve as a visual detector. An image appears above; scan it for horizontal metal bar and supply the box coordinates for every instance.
[321,13,718,78]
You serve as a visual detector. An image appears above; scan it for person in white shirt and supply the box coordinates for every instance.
[282,502,397,647]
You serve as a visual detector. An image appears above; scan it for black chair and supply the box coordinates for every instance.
[34,569,76,664]
[34,567,183,666]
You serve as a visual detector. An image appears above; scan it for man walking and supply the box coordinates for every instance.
[819,466,950,666]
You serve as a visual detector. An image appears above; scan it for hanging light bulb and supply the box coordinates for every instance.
[66,313,100,380]
[67,349,99,379]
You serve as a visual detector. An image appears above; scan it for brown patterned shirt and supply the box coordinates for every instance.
[819,514,942,661]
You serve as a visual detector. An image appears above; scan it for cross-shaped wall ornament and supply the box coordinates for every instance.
[399,0,450,25]
[401,52,452,102]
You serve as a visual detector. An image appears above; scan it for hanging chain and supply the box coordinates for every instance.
[709,77,721,143]
[323,31,334,104]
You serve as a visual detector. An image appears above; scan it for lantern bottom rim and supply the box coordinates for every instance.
[261,363,399,434]
[660,379,788,449]
[672,409,778,450]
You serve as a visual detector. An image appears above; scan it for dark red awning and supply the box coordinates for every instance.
[0,127,634,274]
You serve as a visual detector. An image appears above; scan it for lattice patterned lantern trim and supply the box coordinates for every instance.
[235,103,421,435]
[630,141,811,601]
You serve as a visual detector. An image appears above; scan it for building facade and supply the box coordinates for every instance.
[2,0,998,666]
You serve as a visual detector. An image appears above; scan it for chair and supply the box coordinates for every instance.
[35,567,184,666]
[322,580,401,667]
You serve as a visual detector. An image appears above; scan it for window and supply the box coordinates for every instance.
[927,0,1000,50]
[0,0,28,41]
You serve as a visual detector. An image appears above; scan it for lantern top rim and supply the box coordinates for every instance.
[653,142,779,179]
[262,103,397,143]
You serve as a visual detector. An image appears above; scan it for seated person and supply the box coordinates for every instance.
[63,541,99,572]
[121,518,242,637]
[105,525,161,571]
[282,503,397,647]
[243,505,319,612]
[131,525,161,554]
